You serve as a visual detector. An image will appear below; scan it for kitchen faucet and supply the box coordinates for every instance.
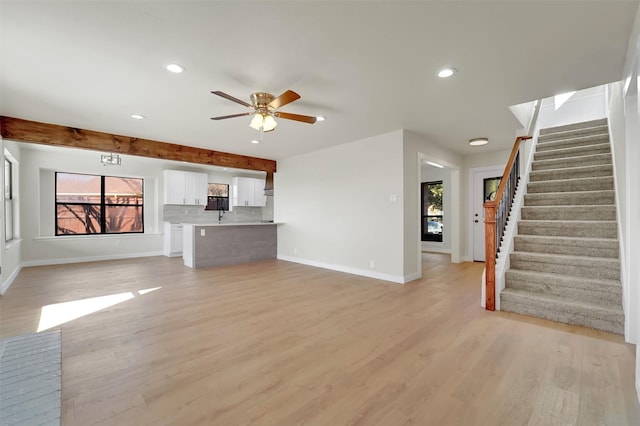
[218,210,225,223]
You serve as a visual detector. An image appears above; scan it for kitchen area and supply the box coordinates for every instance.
[162,168,280,268]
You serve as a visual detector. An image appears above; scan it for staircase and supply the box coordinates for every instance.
[500,118,624,334]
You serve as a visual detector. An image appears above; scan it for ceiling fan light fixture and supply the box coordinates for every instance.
[262,115,277,132]
[469,137,489,146]
[249,113,264,130]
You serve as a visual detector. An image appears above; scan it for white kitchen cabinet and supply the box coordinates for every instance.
[163,222,184,257]
[163,170,208,205]
[232,177,266,207]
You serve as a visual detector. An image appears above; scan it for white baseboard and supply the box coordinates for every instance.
[277,255,415,284]
[21,251,164,268]
[0,264,23,296]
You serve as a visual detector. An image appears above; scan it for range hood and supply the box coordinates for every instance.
[264,171,274,196]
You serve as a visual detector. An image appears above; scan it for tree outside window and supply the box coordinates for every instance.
[421,181,443,242]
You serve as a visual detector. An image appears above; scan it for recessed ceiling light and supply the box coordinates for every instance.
[438,67,456,78]
[251,140,260,144]
[166,63,185,73]
[131,114,145,120]
[469,137,489,146]
[223,168,229,171]
[316,116,326,122]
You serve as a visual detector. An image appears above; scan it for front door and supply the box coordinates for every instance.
[472,169,502,262]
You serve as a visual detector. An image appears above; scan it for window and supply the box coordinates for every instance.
[205,183,229,211]
[55,172,143,235]
[421,180,443,242]
[4,157,14,242]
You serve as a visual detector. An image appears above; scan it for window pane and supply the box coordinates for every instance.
[56,204,102,234]
[427,182,443,216]
[105,206,143,233]
[104,177,143,205]
[56,173,101,203]
[5,199,13,241]
[4,158,11,200]
[208,183,228,197]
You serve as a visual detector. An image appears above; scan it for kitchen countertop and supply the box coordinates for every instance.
[181,222,282,227]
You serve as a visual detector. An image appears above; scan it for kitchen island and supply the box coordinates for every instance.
[182,222,280,269]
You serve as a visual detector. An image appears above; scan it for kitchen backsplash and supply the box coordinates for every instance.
[163,201,273,224]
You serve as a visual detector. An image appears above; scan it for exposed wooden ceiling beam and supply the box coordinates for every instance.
[0,116,277,173]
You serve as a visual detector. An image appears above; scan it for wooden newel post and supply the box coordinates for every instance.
[483,200,497,311]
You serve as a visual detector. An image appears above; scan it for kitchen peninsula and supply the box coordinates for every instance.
[182,222,280,269]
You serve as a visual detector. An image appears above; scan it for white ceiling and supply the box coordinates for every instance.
[1,1,638,161]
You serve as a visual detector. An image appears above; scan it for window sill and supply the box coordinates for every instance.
[34,233,162,242]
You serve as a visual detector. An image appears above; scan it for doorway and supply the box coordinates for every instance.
[470,168,503,262]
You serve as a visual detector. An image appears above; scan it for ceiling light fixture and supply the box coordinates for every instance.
[101,153,122,166]
[249,113,277,132]
[438,67,456,78]
[131,114,145,120]
[166,63,185,73]
[251,140,260,144]
[316,116,326,122]
[425,161,444,168]
[469,137,489,146]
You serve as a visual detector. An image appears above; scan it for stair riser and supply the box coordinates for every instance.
[529,165,613,182]
[532,155,611,171]
[505,275,621,305]
[500,292,623,334]
[514,239,619,258]
[524,192,615,206]
[536,135,609,152]
[509,258,619,280]
[518,222,617,239]
[539,119,608,136]
[534,144,610,161]
[527,177,613,193]
[521,206,616,221]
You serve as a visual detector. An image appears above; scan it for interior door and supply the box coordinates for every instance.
[472,169,503,262]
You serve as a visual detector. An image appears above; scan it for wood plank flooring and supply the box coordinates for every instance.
[0,253,638,425]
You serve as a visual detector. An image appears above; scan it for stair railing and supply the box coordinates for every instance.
[483,135,532,311]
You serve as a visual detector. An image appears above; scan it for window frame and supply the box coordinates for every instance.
[55,172,144,236]
[4,156,14,242]
[421,180,443,243]
[205,183,230,211]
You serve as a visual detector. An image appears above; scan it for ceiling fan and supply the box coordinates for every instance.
[210,90,317,132]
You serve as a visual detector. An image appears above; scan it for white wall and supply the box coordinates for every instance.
[275,130,407,282]
[537,85,608,130]
[1,140,23,294]
[421,165,452,253]
[621,0,640,400]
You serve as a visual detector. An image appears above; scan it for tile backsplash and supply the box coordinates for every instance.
[163,201,272,224]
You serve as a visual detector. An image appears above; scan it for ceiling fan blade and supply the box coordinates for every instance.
[268,90,301,110]
[210,112,252,120]
[276,112,317,124]
[211,91,252,108]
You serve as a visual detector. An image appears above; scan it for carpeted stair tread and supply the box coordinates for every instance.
[514,234,619,258]
[524,190,615,206]
[527,176,613,193]
[505,270,621,305]
[500,288,623,334]
[538,118,608,136]
[521,205,616,221]
[510,251,619,280]
[533,143,610,161]
[518,219,617,238]
[529,164,613,182]
[536,134,610,152]
[531,153,612,171]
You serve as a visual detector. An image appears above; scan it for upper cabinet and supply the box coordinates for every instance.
[163,170,208,205]
[231,176,266,207]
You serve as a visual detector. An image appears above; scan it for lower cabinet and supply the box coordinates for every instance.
[163,222,183,257]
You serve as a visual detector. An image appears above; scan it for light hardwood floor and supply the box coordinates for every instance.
[1,253,638,425]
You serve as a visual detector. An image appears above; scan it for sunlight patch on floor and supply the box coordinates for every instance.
[37,287,161,332]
